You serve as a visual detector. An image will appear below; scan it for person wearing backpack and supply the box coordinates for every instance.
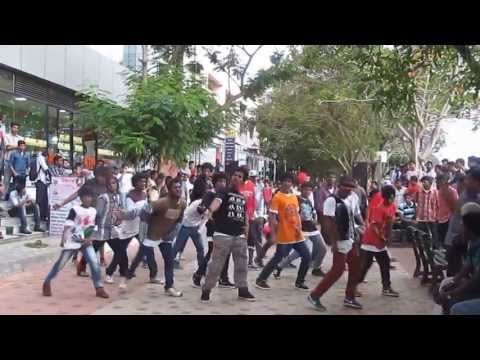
[33,149,50,222]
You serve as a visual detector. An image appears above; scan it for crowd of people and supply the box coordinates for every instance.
[33,152,480,314]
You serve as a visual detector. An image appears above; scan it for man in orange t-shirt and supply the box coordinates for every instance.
[255,173,311,291]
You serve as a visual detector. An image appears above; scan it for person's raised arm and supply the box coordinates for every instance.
[52,189,79,210]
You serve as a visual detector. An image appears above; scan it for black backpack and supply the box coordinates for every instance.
[29,154,38,181]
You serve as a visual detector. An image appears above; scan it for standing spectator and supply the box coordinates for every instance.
[119,164,134,208]
[398,193,417,224]
[393,179,407,209]
[3,122,24,195]
[263,179,273,212]
[353,178,368,221]
[422,161,436,179]
[240,169,258,269]
[9,140,30,185]
[214,158,224,173]
[190,162,214,202]
[148,172,167,202]
[255,175,265,217]
[437,174,459,246]
[416,176,440,247]
[112,166,121,180]
[148,170,158,190]
[49,155,65,177]
[0,114,7,180]
[188,161,196,177]
[441,158,449,168]
[8,180,43,234]
[35,149,50,222]
[406,161,419,181]
[313,173,337,242]
[407,176,421,196]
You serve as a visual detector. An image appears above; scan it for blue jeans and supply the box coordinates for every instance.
[450,298,480,315]
[278,234,327,270]
[172,225,204,267]
[44,245,103,288]
[8,203,41,231]
[258,241,311,284]
[128,242,175,290]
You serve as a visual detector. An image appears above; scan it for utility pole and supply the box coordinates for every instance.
[140,45,149,81]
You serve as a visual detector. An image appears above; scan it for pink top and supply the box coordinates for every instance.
[437,186,459,224]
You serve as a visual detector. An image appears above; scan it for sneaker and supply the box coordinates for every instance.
[343,297,363,310]
[118,279,127,290]
[254,257,264,268]
[192,274,202,288]
[20,228,32,235]
[105,275,114,284]
[382,288,400,297]
[248,263,259,271]
[149,277,165,285]
[295,282,310,291]
[255,279,271,290]
[238,288,256,302]
[311,268,326,277]
[287,262,297,269]
[307,294,326,312]
[165,287,183,297]
[273,267,282,279]
[33,225,45,232]
[77,270,89,277]
[201,290,210,302]
[173,260,183,270]
[218,279,236,289]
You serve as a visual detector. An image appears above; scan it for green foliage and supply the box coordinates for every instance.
[77,67,226,164]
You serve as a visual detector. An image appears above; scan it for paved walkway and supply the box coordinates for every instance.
[0,237,440,315]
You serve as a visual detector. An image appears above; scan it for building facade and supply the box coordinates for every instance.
[0,45,128,168]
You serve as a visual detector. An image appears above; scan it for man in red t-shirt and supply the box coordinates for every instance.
[358,185,400,297]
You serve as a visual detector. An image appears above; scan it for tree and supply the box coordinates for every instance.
[348,45,477,165]
[77,66,227,166]
[256,46,396,175]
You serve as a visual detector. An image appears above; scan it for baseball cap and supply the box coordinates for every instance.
[461,202,480,217]
[249,170,258,177]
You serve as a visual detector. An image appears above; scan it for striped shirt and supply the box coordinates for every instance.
[416,189,439,222]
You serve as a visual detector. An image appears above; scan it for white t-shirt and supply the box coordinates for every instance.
[394,187,406,209]
[119,197,147,239]
[63,205,97,250]
[323,196,354,254]
[119,172,134,194]
[406,170,419,181]
[4,133,24,161]
[182,199,206,227]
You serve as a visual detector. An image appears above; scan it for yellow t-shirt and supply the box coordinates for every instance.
[270,192,304,244]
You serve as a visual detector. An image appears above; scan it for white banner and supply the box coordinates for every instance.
[49,176,84,236]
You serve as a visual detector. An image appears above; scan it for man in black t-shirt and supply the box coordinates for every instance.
[201,168,255,302]
[192,172,234,288]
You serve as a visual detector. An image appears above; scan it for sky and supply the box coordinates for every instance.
[87,45,479,162]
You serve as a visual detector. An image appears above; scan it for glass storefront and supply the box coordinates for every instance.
[0,66,116,168]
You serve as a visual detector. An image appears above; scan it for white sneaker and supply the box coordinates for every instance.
[105,275,114,284]
[165,287,183,297]
[119,279,127,290]
[150,277,165,285]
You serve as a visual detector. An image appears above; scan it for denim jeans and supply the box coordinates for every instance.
[173,225,204,267]
[45,245,103,288]
[258,241,311,284]
[128,241,175,290]
[450,298,480,315]
[8,203,41,230]
[278,234,327,270]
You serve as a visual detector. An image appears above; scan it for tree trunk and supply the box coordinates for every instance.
[171,45,187,66]
[141,45,149,81]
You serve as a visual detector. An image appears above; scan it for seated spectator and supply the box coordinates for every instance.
[49,155,65,177]
[8,181,43,234]
[438,202,480,314]
[9,140,30,185]
[406,176,421,196]
[398,193,417,224]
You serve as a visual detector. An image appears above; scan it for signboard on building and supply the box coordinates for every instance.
[49,176,84,236]
[224,137,236,165]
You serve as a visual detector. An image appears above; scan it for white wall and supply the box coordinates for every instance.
[0,45,128,104]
